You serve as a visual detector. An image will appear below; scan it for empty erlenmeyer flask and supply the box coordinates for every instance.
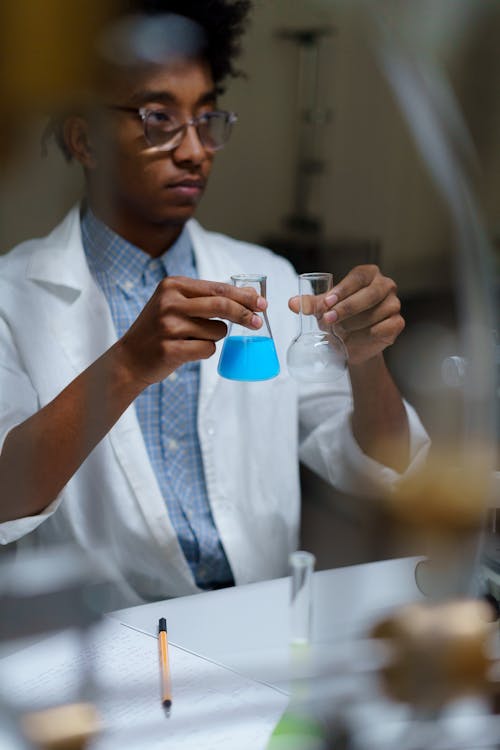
[218,274,280,381]
[287,272,347,382]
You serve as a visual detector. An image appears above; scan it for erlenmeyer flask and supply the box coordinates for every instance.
[287,272,347,382]
[218,274,280,381]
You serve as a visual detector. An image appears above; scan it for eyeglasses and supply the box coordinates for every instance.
[107,105,238,152]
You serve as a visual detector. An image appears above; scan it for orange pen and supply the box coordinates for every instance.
[158,617,172,716]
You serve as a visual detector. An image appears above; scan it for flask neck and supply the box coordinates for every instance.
[297,272,332,336]
[231,274,266,298]
[229,274,271,339]
[298,305,319,335]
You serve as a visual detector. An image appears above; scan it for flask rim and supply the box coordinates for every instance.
[231,273,266,283]
[298,272,333,282]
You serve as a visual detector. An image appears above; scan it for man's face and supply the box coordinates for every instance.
[91,58,217,228]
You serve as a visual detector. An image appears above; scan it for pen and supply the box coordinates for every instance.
[158,617,172,716]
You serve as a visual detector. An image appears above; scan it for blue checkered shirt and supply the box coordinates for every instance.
[81,209,233,588]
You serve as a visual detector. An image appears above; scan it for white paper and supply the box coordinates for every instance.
[0,618,288,750]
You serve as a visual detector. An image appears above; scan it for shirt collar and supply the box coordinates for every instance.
[81,208,195,289]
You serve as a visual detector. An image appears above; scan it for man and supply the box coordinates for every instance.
[0,0,428,605]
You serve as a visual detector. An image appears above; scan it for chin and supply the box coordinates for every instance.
[152,208,197,227]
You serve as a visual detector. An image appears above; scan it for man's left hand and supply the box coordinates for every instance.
[289,265,404,366]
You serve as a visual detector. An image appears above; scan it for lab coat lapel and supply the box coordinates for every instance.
[26,207,197,586]
[107,415,197,586]
[26,206,114,375]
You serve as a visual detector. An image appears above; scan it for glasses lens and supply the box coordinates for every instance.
[144,110,236,151]
[198,112,234,151]
[145,111,183,149]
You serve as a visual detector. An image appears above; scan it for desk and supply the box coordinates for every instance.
[111,557,423,686]
[5,556,498,749]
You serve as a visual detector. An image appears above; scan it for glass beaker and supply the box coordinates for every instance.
[218,274,280,381]
[287,272,347,382]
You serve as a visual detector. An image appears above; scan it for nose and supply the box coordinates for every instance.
[172,123,206,165]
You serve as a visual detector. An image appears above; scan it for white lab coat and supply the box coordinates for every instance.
[0,207,429,606]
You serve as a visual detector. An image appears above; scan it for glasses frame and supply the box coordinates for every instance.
[107,105,238,152]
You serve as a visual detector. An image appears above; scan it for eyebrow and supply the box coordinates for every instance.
[128,88,218,107]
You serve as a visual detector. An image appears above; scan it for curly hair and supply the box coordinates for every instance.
[121,0,252,84]
[45,0,252,160]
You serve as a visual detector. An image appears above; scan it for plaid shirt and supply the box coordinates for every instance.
[81,209,233,587]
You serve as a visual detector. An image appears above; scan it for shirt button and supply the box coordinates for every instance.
[123,281,134,292]
[168,438,179,451]
[206,422,215,436]
[168,372,178,382]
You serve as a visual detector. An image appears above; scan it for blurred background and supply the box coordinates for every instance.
[0,0,498,570]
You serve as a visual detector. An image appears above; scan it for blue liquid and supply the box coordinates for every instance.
[218,336,280,381]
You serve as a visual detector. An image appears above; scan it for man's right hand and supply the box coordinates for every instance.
[0,276,268,521]
[114,276,268,388]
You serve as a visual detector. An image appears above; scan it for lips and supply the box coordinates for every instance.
[164,177,206,203]
[167,177,206,190]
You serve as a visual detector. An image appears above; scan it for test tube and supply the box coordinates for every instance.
[289,550,316,646]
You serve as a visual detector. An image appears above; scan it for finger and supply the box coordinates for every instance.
[187,318,228,341]
[326,265,380,303]
[175,296,264,330]
[327,296,401,334]
[182,339,218,361]
[161,316,228,341]
[167,339,218,363]
[161,277,267,312]
[324,277,396,324]
[288,293,330,317]
[344,316,405,364]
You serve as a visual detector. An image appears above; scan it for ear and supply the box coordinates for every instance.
[62,116,98,169]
